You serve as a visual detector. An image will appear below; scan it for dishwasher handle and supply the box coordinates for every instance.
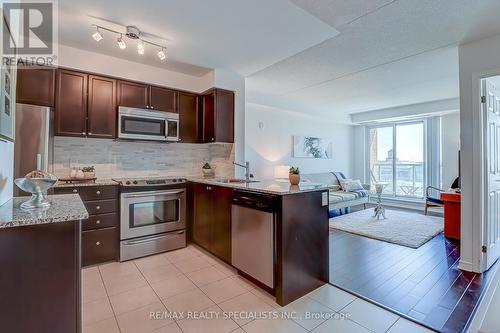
[232,191,276,212]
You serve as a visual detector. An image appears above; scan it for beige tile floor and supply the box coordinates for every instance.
[82,245,434,333]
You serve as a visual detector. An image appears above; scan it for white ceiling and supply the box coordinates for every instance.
[57,0,339,77]
[247,0,500,120]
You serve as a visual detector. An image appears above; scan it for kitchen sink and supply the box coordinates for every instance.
[214,178,259,184]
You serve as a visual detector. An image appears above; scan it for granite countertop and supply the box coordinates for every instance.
[189,178,332,195]
[54,179,119,188]
[0,194,89,228]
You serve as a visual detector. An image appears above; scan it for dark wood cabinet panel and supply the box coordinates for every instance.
[211,186,233,263]
[16,67,55,106]
[82,227,118,266]
[84,199,118,215]
[54,185,119,201]
[83,213,118,231]
[55,70,88,137]
[201,88,234,143]
[117,80,149,108]
[193,184,213,251]
[192,183,232,263]
[178,92,199,143]
[88,75,117,138]
[150,86,177,113]
[214,89,235,143]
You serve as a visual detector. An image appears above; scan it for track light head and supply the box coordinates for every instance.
[117,34,126,49]
[157,48,166,61]
[92,27,103,42]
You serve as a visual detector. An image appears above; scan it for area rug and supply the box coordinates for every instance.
[329,209,444,248]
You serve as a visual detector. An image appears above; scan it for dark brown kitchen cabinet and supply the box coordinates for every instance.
[192,183,232,263]
[87,75,117,138]
[16,67,55,106]
[82,227,118,267]
[178,92,199,143]
[150,86,177,113]
[55,69,88,137]
[201,88,234,143]
[117,80,149,108]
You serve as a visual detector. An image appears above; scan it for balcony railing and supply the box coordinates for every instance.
[370,161,424,198]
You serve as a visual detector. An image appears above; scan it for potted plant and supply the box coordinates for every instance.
[289,166,300,185]
[82,166,96,179]
[202,162,215,177]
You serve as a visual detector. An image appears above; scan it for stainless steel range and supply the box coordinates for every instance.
[113,177,187,261]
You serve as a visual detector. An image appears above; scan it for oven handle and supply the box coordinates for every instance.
[122,230,185,245]
[122,189,185,198]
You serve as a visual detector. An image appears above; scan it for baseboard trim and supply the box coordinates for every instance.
[459,260,474,272]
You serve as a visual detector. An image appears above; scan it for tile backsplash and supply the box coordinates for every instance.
[53,137,235,179]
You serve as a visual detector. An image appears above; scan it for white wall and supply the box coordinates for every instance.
[441,112,460,188]
[458,33,500,272]
[245,102,353,180]
[57,44,214,93]
[0,140,14,206]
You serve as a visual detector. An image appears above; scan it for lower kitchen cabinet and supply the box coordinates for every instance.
[82,227,118,267]
[192,183,232,263]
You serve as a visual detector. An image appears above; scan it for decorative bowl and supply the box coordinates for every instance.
[14,171,58,209]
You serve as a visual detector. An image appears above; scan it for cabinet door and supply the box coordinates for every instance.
[55,69,88,137]
[150,86,177,113]
[214,89,234,143]
[178,92,199,143]
[82,227,118,266]
[201,93,215,142]
[88,75,117,138]
[117,80,149,108]
[193,184,213,251]
[211,186,233,263]
[16,67,55,106]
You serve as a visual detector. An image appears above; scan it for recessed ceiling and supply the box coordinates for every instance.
[247,0,500,120]
[57,0,339,77]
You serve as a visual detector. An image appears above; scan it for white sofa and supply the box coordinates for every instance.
[301,172,368,215]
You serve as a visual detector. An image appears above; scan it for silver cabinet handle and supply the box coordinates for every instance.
[96,190,101,195]
[96,205,101,210]
[72,189,78,193]
[96,241,101,246]
[82,132,86,135]
[88,132,92,135]
[95,220,100,224]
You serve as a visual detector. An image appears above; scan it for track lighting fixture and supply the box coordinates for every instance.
[157,48,166,61]
[137,41,145,55]
[117,34,126,49]
[92,27,103,42]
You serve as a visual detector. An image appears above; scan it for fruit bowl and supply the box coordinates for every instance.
[14,170,58,209]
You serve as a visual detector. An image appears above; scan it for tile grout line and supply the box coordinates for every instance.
[94,266,123,333]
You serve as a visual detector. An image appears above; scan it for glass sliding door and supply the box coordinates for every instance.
[367,121,426,199]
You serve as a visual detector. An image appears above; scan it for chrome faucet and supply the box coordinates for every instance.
[233,161,252,181]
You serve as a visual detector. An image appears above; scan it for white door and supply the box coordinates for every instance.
[483,79,500,270]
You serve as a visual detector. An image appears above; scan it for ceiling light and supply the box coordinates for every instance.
[137,41,144,55]
[117,34,126,49]
[157,48,166,61]
[92,27,103,42]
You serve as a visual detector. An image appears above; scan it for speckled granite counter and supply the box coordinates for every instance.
[0,194,88,228]
[54,178,118,188]
[189,178,332,195]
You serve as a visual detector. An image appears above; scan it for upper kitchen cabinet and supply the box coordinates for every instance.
[55,69,88,137]
[16,67,55,107]
[87,75,117,139]
[178,92,199,143]
[117,80,149,109]
[201,88,234,143]
[150,86,177,113]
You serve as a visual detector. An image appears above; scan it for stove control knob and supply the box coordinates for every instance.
[125,181,131,185]
[172,179,177,183]
[133,180,138,185]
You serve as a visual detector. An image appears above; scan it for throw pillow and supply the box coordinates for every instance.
[340,179,364,192]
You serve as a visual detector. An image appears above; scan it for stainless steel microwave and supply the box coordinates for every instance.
[118,106,179,142]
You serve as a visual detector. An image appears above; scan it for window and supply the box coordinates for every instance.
[367,121,426,199]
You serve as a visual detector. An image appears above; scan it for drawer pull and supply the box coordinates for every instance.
[95,220,100,224]
[72,189,78,193]
[96,205,101,210]
[96,241,101,246]
[96,190,101,195]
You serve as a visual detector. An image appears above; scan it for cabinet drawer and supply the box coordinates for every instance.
[82,227,118,267]
[84,199,117,215]
[54,185,118,201]
[83,213,118,231]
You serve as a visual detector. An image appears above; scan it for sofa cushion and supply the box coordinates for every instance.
[329,191,358,203]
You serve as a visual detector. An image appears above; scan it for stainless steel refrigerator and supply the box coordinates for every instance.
[13,103,53,196]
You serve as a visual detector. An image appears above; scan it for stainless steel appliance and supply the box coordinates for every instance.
[115,177,187,261]
[13,104,53,196]
[118,106,179,142]
[231,191,276,288]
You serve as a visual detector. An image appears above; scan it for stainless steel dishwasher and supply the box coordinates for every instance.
[231,190,276,288]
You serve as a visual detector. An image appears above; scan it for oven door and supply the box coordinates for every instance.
[119,114,168,141]
[121,189,186,240]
